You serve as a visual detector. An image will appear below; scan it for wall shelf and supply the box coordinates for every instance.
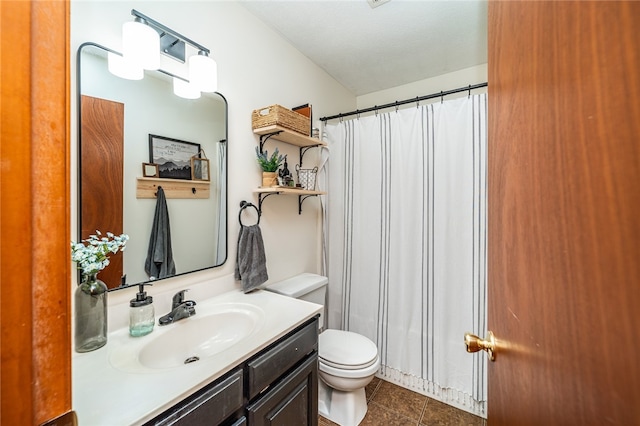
[253,125,326,148]
[253,125,326,166]
[136,177,210,199]
[252,187,326,215]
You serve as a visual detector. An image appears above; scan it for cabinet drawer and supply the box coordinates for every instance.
[246,353,318,426]
[148,369,243,426]
[247,317,318,400]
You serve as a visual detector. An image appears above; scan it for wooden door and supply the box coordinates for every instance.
[0,1,72,424]
[487,1,640,424]
[80,95,124,289]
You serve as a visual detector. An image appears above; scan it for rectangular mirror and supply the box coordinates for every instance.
[77,42,228,290]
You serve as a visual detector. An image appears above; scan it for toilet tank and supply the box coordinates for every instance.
[263,273,328,328]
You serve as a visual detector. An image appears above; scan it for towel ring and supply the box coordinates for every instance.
[239,201,260,226]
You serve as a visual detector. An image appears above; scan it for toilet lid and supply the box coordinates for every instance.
[319,330,379,370]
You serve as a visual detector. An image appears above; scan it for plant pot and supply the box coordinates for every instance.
[262,171,278,187]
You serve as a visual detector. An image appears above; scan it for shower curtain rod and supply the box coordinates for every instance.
[319,82,488,122]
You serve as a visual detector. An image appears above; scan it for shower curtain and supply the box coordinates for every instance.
[215,141,227,265]
[323,94,488,416]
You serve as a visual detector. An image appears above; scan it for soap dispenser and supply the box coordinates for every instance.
[130,283,154,337]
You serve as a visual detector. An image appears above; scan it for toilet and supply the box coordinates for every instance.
[263,273,380,426]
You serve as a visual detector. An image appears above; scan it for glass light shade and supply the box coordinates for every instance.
[173,77,201,99]
[123,21,160,70]
[189,53,218,92]
[107,52,143,80]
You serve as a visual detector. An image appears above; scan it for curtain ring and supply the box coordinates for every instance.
[375,106,378,117]
[416,96,420,108]
[440,91,444,104]
[468,84,472,98]
[395,101,399,113]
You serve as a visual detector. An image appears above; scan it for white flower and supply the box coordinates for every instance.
[71,230,128,277]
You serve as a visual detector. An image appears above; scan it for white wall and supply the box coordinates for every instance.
[356,64,487,112]
[71,1,356,321]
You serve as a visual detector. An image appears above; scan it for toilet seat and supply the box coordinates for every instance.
[319,330,379,370]
[319,355,381,380]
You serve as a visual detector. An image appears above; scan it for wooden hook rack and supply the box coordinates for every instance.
[136,177,210,199]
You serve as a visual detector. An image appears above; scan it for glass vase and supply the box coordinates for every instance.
[74,273,108,353]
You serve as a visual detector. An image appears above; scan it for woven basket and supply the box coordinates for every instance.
[251,104,310,136]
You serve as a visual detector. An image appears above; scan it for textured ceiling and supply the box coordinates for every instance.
[240,0,488,96]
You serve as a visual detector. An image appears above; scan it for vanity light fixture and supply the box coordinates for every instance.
[173,77,201,100]
[189,50,218,93]
[122,17,160,70]
[108,9,218,99]
[107,52,144,80]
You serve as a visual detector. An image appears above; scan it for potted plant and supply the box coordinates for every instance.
[255,146,284,187]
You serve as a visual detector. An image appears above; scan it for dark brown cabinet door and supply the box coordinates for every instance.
[247,354,318,426]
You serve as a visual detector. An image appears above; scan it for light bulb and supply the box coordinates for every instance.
[107,52,143,80]
[123,19,160,70]
[189,51,217,92]
[173,77,201,99]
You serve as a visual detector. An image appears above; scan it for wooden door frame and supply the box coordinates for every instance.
[1,1,72,424]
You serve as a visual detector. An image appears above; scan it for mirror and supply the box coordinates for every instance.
[77,42,227,290]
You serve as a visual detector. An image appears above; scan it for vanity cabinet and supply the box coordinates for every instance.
[246,354,318,426]
[144,369,245,426]
[144,316,319,426]
[246,319,318,426]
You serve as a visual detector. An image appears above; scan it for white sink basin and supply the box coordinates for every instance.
[109,303,264,372]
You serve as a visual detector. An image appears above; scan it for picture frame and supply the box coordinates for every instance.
[149,134,200,180]
[191,157,210,181]
[142,162,159,178]
[292,103,312,137]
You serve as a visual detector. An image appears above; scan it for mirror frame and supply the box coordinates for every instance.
[76,42,228,291]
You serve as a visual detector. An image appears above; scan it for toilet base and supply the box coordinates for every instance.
[318,379,368,426]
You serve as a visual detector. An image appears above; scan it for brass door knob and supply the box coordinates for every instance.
[464,331,496,361]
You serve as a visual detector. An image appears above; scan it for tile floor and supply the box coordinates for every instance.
[318,377,486,426]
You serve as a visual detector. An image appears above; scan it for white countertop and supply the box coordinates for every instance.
[72,289,322,426]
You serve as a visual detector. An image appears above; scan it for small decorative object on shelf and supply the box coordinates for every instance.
[256,146,284,187]
[142,162,159,178]
[296,165,318,190]
[279,155,295,187]
[191,149,210,181]
[71,230,128,353]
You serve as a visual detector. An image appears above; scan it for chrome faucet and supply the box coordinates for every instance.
[158,289,196,326]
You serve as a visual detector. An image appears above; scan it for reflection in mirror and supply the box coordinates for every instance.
[78,43,227,290]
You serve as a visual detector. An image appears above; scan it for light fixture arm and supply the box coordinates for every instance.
[131,9,210,56]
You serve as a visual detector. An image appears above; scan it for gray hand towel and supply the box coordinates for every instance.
[234,224,268,293]
[144,187,176,279]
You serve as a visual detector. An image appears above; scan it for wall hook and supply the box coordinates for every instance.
[192,187,196,194]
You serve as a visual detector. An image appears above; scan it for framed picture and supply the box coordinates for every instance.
[142,162,159,178]
[191,157,210,181]
[149,134,200,180]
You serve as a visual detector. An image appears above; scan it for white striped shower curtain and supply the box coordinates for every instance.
[323,94,488,416]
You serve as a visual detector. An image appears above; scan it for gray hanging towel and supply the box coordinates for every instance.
[145,187,176,279]
[234,224,268,293]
